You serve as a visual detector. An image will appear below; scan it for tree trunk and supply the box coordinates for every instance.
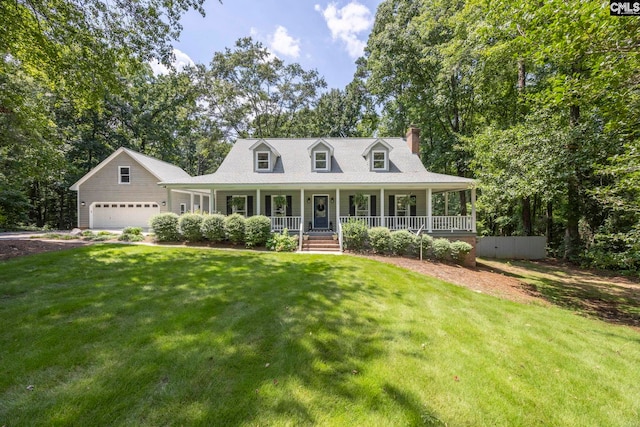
[522,196,532,236]
[59,189,64,230]
[565,103,582,260]
[459,191,467,216]
[546,201,553,244]
[517,58,526,120]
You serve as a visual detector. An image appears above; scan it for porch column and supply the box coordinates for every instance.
[213,189,217,213]
[300,188,305,232]
[471,187,477,233]
[210,189,214,213]
[256,189,261,216]
[167,188,172,213]
[190,192,195,213]
[427,188,433,232]
[335,188,340,230]
[199,194,203,212]
[380,188,385,227]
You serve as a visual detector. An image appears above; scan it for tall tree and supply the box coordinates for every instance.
[203,38,327,139]
[0,0,208,105]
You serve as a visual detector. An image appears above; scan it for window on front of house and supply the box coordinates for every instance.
[272,195,287,217]
[256,151,270,171]
[396,195,409,217]
[355,195,370,217]
[314,151,329,171]
[231,195,247,216]
[372,151,387,171]
[119,166,130,184]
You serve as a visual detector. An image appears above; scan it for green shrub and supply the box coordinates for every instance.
[267,228,298,252]
[201,214,226,242]
[81,230,94,237]
[245,215,272,248]
[450,240,473,262]
[390,230,416,256]
[419,234,433,253]
[432,238,451,260]
[90,234,114,241]
[368,227,391,254]
[118,227,144,242]
[118,233,144,242]
[342,219,369,251]
[150,213,181,242]
[122,227,143,235]
[225,213,246,244]
[179,213,204,242]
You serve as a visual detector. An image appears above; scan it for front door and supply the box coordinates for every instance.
[313,195,329,229]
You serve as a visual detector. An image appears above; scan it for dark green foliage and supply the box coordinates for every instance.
[390,230,416,256]
[225,214,246,245]
[245,215,272,248]
[201,214,226,242]
[179,213,204,242]
[0,188,30,228]
[368,227,391,254]
[342,219,369,252]
[150,213,180,242]
[266,229,298,252]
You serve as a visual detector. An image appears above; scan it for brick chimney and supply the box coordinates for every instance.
[406,126,420,157]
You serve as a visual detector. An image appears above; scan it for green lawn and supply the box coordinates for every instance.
[1,245,639,426]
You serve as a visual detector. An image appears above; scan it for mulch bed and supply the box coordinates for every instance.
[0,239,90,261]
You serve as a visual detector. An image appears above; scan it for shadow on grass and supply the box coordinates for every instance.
[1,244,446,425]
[478,260,640,328]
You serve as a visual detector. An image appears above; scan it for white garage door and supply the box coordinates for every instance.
[90,202,160,229]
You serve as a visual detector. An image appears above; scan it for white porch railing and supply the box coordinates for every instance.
[270,216,302,231]
[339,216,473,232]
[338,216,382,228]
[431,216,473,232]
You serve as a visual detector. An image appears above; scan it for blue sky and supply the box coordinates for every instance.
[152,0,383,90]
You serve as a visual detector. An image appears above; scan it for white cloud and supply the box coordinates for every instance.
[149,48,196,75]
[315,1,373,58]
[268,25,301,58]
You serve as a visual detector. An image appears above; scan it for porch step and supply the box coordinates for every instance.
[301,236,340,252]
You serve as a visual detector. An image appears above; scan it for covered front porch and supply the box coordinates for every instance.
[182,185,476,235]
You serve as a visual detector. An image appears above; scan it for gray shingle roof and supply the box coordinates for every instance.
[161,138,474,187]
[70,147,191,191]
[123,148,191,182]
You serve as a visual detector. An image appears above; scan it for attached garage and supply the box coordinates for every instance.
[90,202,159,229]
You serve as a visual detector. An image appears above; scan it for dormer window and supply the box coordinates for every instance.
[314,151,329,171]
[308,139,334,172]
[362,139,392,172]
[372,151,387,170]
[250,140,280,172]
[256,151,271,171]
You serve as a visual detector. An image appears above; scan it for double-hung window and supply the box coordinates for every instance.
[372,151,387,171]
[396,195,410,217]
[119,166,130,184]
[314,151,329,171]
[256,151,271,171]
[355,195,370,217]
[231,195,247,216]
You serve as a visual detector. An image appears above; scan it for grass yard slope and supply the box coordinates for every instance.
[1,245,639,426]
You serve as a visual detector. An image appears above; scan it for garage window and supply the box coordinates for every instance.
[119,166,131,184]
